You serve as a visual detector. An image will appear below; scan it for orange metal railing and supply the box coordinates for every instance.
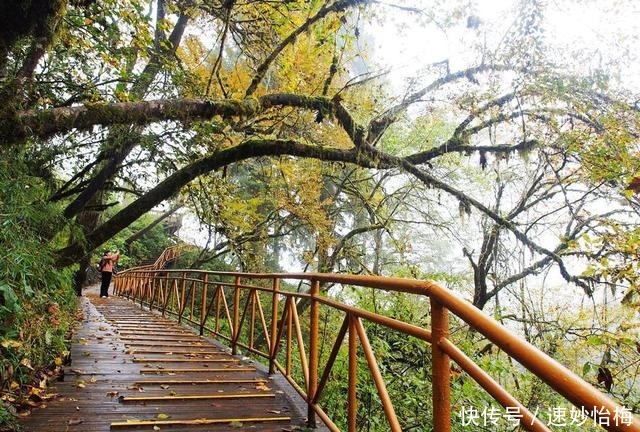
[113,268,640,432]
[127,244,188,272]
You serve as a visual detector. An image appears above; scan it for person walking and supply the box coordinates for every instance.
[99,249,120,298]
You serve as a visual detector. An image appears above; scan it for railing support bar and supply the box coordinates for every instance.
[178,271,186,323]
[199,274,208,336]
[307,280,320,428]
[439,338,551,432]
[354,317,401,432]
[269,278,280,374]
[232,276,241,355]
[348,314,357,432]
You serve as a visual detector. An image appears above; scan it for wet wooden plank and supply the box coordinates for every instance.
[18,286,308,432]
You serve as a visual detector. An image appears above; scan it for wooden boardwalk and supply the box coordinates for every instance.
[19,286,308,431]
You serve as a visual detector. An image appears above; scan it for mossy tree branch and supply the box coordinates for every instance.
[55,139,358,266]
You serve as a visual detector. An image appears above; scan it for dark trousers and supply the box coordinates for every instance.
[100,271,112,297]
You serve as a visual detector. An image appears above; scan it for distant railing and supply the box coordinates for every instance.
[127,244,188,272]
[114,267,640,432]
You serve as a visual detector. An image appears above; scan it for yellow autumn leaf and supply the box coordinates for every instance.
[1,339,22,349]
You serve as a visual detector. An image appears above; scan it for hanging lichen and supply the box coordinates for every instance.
[458,198,472,219]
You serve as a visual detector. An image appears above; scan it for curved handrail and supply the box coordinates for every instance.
[125,244,189,272]
[114,267,640,432]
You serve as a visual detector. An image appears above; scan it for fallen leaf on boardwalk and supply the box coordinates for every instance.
[75,406,80,411]
[75,380,85,389]
[125,418,140,423]
[192,418,210,424]
[169,391,177,396]
[68,417,84,425]
[43,393,58,401]
[267,410,281,414]
[71,369,84,375]
[82,351,91,357]
[89,376,97,383]
[99,326,107,331]
[157,413,170,420]
[255,383,271,391]
[106,391,119,398]
[160,384,170,389]
[229,421,243,428]
[153,426,161,431]
[275,390,284,394]
[79,338,88,345]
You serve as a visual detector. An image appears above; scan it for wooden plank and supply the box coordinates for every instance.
[132,358,237,363]
[119,393,275,402]
[126,349,223,354]
[119,336,203,341]
[134,379,266,385]
[123,342,208,347]
[140,367,255,374]
[111,416,291,428]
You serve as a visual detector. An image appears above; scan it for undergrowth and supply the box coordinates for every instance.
[0,153,77,429]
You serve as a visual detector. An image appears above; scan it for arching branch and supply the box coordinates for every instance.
[55,139,358,266]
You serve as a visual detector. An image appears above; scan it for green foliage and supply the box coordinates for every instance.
[0,152,77,424]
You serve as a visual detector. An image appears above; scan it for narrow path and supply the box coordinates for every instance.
[19,285,307,431]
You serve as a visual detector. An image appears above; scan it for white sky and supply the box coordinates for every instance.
[367,0,640,93]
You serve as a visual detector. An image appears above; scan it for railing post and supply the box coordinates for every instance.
[348,314,357,432]
[141,273,147,308]
[179,271,186,323]
[162,272,169,317]
[307,279,320,428]
[269,278,280,374]
[190,279,195,323]
[199,274,207,336]
[232,276,240,355]
[431,298,451,432]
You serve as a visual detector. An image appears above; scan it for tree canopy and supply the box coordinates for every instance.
[0,0,638,299]
[2,0,640,428]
